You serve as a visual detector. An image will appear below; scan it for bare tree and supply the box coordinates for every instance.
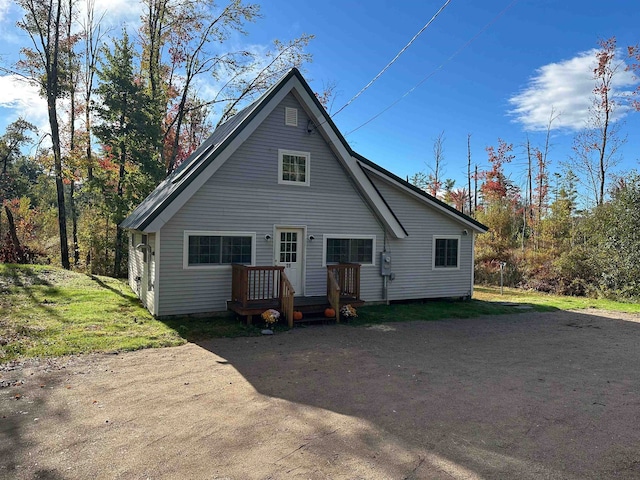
[467,133,472,215]
[427,130,445,198]
[627,43,640,110]
[570,37,626,206]
[80,0,107,181]
[140,0,313,175]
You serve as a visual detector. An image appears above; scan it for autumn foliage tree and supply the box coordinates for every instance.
[474,139,520,283]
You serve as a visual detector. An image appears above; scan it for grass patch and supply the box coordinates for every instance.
[474,286,640,313]
[0,264,259,363]
[351,296,549,326]
[349,285,640,326]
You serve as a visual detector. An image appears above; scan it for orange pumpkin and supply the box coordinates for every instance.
[293,311,303,321]
[324,308,336,318]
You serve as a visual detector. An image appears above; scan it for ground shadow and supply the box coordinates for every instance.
[0,363,70,479]
[87,275,141,306]
[1,264,62,320]
[195,309,640,479]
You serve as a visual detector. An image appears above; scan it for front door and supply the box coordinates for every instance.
[275,228,304,296]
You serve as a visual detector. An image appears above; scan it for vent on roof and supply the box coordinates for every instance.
[285,107,298,127]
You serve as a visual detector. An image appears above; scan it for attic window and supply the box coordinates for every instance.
[285,107,298,127]
[278,149,310,186]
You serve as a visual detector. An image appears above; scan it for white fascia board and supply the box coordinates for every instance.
[143,77,298,233]
[290,82,407,239]
[359,162,488,233]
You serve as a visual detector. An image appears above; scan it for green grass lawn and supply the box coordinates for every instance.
[350,285,639,325]
[473,285,640,313]
[1,264,638,363]
[0,264,258,363]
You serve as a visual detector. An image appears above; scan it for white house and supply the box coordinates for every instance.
[121,68,488,325]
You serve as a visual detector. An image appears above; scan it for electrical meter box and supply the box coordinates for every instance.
[380,252,392,276]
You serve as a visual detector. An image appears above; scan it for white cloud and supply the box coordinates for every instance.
[0,75,48,130]
[0,0,10,23]
[508,49,638,132]
[88,0,144,30]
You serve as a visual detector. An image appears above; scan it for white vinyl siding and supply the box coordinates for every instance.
[367,170,474,300]
[128,231,156,315]
[278,149,310,186]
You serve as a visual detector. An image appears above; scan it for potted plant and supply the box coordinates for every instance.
[340,304,358,320]
[260,309,280,334]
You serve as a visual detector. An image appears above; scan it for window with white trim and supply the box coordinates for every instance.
[323,235,375,265]
[433,236,459,269]
[184,232,254,267]
[278,149,310,186]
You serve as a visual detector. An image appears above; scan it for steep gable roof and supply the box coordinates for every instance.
[121,68,486,235]
[356,154,488,233]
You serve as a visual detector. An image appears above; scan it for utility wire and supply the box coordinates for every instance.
[344,0,519,136]
[331,0,452,118]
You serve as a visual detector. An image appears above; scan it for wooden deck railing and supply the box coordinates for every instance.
[327,270,341,323]
[327,263,361,299]
[231,264,295,326]
[326,263,361,323]
[232,264,283,306]
[280,274,295,328]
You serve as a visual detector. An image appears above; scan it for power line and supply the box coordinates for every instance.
[344,0,519,136]
[331,0,452,118]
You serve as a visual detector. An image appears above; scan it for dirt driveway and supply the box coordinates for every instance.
[1,309,640,479]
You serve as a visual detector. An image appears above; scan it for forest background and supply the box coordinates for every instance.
[1,0,640,301]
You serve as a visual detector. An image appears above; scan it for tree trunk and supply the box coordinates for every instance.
[474,165,478,212]
[114,95,127,278]
[69,180,80,266]
[4,204,25,263]
[49,93,70,269]
[467,134,472,216]
[47,0,70,270]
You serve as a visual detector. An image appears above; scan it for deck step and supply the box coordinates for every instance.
[228,295,363,326]
[294,314,336,325]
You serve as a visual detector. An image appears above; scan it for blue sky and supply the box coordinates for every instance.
[1,0,639,201]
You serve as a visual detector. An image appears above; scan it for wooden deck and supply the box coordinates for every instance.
[229,263,363,327]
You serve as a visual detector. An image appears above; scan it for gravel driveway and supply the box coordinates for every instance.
[1,309,640,479]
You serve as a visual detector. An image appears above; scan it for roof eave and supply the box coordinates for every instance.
[356,154,489,233]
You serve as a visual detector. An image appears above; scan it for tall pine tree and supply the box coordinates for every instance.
[93,30,161,277]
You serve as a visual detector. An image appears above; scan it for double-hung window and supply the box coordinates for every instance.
[433,236,459,269]
[323,235,375,266]
[184,231,255,268]
[278,149,310,186]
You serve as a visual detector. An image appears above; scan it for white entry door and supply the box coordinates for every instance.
[275,228,304,296]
